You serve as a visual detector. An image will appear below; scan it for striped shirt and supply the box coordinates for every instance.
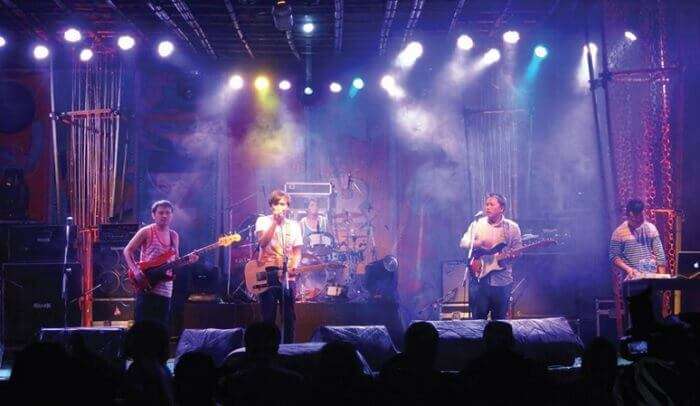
[140,224,175,298]
[609,221,667,272]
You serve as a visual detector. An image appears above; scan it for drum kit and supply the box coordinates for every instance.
[296,209,377,302]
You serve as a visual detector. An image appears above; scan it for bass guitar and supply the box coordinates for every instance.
[469,239,556,281]
[128,233,241,293]
[244,260,345,296]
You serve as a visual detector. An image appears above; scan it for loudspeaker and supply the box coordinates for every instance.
[310,325,398,371]
[175,328,245,367]
[92,298,135,327]
[442,260,468,302]
[419,317,583,371]
[7,224,76,262]
[92,243,134,299]
[38,327,127,370]
[1,262,82,346]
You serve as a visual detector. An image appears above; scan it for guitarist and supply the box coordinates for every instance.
[460,193,522,320]
[255,190,303,343]
[124,200,199,327]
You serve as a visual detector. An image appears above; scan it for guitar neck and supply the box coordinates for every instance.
[158,242,222,271]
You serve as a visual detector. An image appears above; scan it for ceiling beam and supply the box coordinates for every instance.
[488,0,514,38]
[170,0,217,58]
[223,0,254,59]
[448,0,467,33]
[285,30,301,60]
[146,1,197,53]
[333,0,343,53]
[378,0,398,56]
[103,0,146,39]
[402,0,425,45]
[1,0,49,41]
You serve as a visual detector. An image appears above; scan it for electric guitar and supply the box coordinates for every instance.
[244,260,345,296]
[468,239,556,280]
[128,233,241,293]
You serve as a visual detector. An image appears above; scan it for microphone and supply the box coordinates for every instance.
[347,173,352,189]
[473,211,484,219]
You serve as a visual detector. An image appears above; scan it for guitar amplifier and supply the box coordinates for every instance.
[441,260,468,302]
[7,224,76,262]
[98,223,138,244]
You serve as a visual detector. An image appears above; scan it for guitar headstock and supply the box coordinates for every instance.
[218,233,242,247]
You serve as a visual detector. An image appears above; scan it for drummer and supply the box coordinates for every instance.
[299,198,329,243]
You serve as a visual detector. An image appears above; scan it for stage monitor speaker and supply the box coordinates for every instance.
[310,325,397,371]
[1,262,82,346]
[7,224,76,262]
[92,298,135,327]
[38,327,127,370]
[442,260,468,302]
[92,242,134,299]
[418,317,583,371]
[175,328,245,367]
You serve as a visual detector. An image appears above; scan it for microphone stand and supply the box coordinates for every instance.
[62,217,74,328]
[461,215,480,303]
[279,217,289,344]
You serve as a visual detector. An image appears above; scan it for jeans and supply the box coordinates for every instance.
[135,292,171,329]
[260,269,296,343]
[469,276,512,320]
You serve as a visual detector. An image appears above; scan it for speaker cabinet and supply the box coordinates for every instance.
[1,262,82,346]
[92,243,135,299]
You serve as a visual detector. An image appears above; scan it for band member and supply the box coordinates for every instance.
[460,193,522,320]
[610,199,667,279]
[299,198,328,240]
[255,190,303,343]
[124,200,199,327]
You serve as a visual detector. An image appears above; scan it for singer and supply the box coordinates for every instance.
[460,193,522,320]
[254,189,303,343]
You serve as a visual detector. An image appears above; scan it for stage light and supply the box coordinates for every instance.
[329,82,342,93]
[304,86,314,95]
[397,41,423,68]
[483,48,501,64]
[79,48,94,62]
[33,45,50,60]
[64,28,82,43]
[157,41,174,58]
[302,22,314,34]
[117,35,135,51]
[278,80,292,90]
[380,75,396,90]
[254,76,270,91]
[228,74,244,90]
[624,31,637,41]
[534,45,548,58]
[352,78,365,90]
[584,42,598,54]
[502,30,520,44]
[272,0,294,32]
[457,34,474,50]
[0,36,6,48]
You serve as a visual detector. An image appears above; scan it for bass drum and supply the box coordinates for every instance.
[305,231,335,257]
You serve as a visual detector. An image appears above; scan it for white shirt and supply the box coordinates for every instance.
[255,215,303,268]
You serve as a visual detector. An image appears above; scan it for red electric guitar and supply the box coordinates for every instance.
[128,233,241,293]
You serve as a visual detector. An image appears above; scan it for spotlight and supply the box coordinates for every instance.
[278,80,292,90]
[329,82,342,93]
[158,41,174,58]
[502,30,520,44]
[304,86,314,95]
[352,78,365,90]
[457,34,474,50]
[380,75,396,90]
[79,48,94,62]
[117,35,135,51]
[64,28,82,43]
[584,42,598,54]
[624,31,637,41]
[397,41,423,68]
[228,74,244,90]
[0,36,6,48]
[272,0,294,32]
[483,48,501,64]
[254,76,270,91]
[33,45,50,60]
[534,45,548,58]
[302,22,314,34]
